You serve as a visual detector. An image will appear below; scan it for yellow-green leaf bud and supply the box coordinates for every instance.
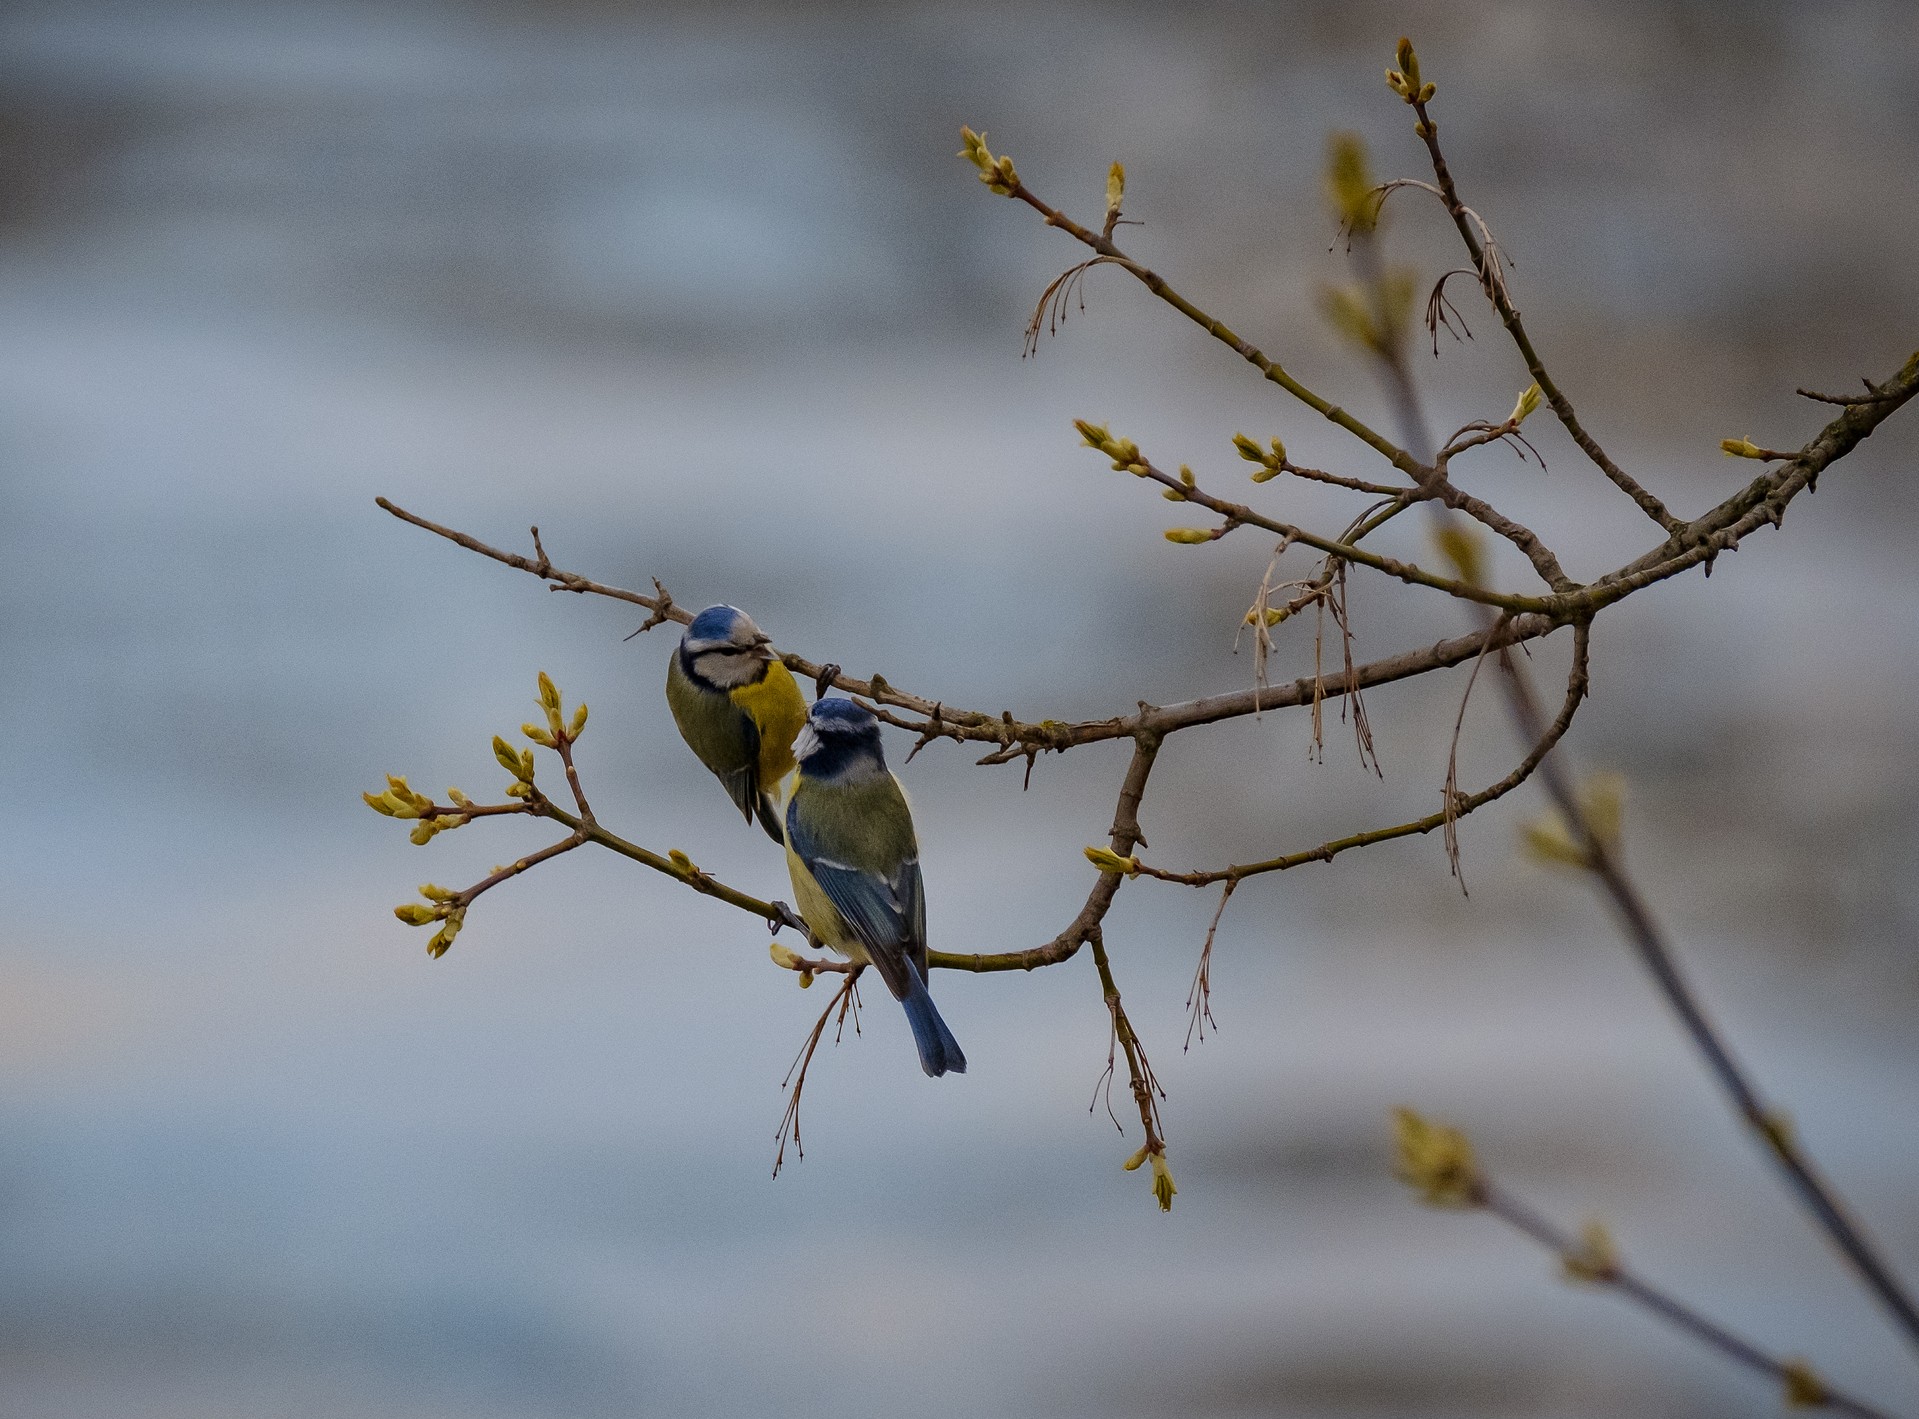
[1783,1361,1829,1410]
[1083,845,1141,876]
[447,787,472,808]
[519,749,536,782]
[668,848,695,876]
[1509,382,1543,425]
[427,913,462,959]
[521,722,557,749]
[419,883,457,903]
[769,942,804,972]
[537,671,561,713]
[1324,131,1377,234]
[1318,284,1378,353]
[1231,432,1264,462]
[570,704,588,738]
[386,775,431,811]
[363,791,398,817]
[1519,812,1588,869]
[505,781,531,799]
[1163,528,1215,545]
[1150,1152,1177,1212]
[1161,488,1186,501]
[394,903,438,926]
[1433,522,1486,587]
[408,820,439,846]
[1105,161,1125,212]
[1121,1144,1150,1172]
[493,735,522,774]
[958,126,990,171]
[1720,435,1764,458]
[1392,1106,1482,1207]
[1074,418,1112,449]
[1244,606,1290,627]
[1561,1219,1619,1284]
[1249,464,1284,484]
[1417,81,1436,103]
[1578,772,1624,850]
[1395,36,1421,90]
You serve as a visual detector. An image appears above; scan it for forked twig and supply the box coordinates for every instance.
[1184,880,1237,1050]
[774,967,865,1178]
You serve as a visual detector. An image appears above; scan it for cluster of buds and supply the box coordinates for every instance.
[1074,419,1145,474]
[769,940,817,989]
[1385,36,1436,106]
[1084,845,1142,877]
[1392,1106,1484,1207]
[958,126,1019,196]
[1123,1143,1178,1212]
[1519,772,1625,871]
[363,775,469,846]
[522,670,587,749]
[1231,432,1289,483]
[492,736,537,797]
[395,883,466,958]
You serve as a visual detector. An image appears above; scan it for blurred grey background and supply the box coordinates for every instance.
[2,1,1917,1415]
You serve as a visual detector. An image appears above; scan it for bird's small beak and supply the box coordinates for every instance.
[750,635,777,663]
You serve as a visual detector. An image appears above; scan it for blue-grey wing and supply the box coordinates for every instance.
[790,846,918,1001]
[899,856,928,983]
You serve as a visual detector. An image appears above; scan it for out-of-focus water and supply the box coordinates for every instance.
[2,2,1917,1415]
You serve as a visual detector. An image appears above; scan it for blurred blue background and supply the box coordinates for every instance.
[2,2,1917,1415]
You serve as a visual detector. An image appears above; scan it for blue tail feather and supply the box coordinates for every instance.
[900,970,966,1077]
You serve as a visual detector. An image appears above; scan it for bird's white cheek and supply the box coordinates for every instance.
[793,724,822,763]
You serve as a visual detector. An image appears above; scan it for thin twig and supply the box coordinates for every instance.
[1184,880,1236,1050]
[773,968,864,1177]
[1476,1181,1899,1419]
[1403,102,1686,534]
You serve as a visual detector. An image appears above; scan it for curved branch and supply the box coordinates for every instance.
[935,734,1159,972]
[1137,620,1588,885]
[376,345,1915,770]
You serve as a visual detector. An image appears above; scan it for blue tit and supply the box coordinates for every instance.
[665,604,809,843]
[784,698,965,1078]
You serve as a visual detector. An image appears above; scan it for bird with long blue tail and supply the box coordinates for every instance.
[665,604,809,843]
[784,698,965,1077]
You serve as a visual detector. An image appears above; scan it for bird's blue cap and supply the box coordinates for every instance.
[796,697,884,775]
[685,604,749,643]
[808,697,878,734]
